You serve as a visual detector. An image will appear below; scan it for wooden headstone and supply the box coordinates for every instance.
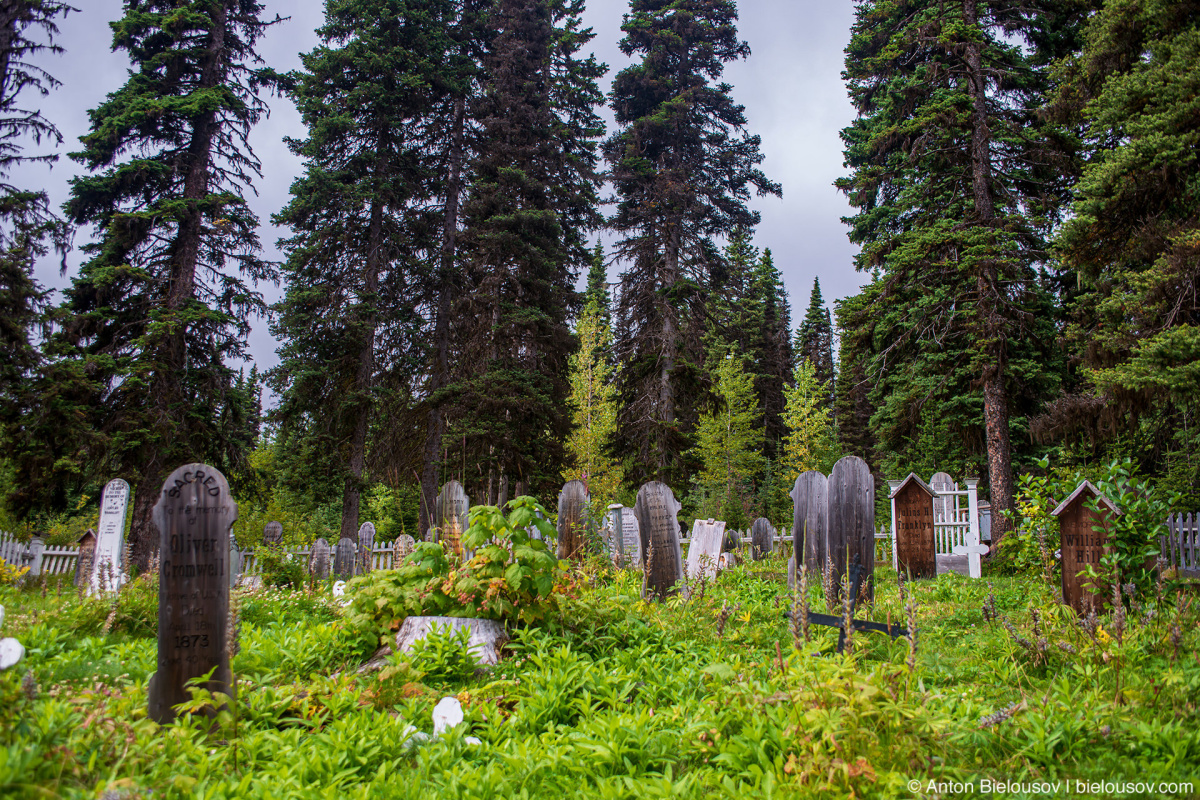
[148,464,237,724]
[310,538,331,579]
[395,534,416,563]
[436,481,470,535]
[357,522,376,574]
[828,456,876,601]
[91,478,131,594]
[1051,481,1120,614]
[74,529,97,589]
[334,537,356,578]
[228,537,242,589]
[890,474,937,579]
[930,471,955,521]
[263,521,283,547]
[557,480,589,560]
[750,518,776,561]
[633,482,684,599]
[686,518,726,581]
[791,471,828,574]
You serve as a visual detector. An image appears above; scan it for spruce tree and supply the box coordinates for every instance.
[794,278,834,408]
[563,298,622,507]
[781,361,838,486]
[584,242,610,329]
[447,0,604,501]
[751,248,793,459]
[271,0,462,541]
[53,0,278,568]
[604,0,780,488]
[838,0,1079,540]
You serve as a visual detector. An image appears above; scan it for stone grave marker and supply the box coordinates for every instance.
[74,529,97,589]
[686,518,726,582]
[148,464,237,724]
[263,521,283,547]
[229,537,242,589]
[634,482,684,599]
[750,518,776,561]
[310,538,331,579]
[930,471,955,520]
[557,480,589,560]
[395,534,416,563]
[604,505,641,566]
[828,456,876,602]
[358,522,376,573]
[1052,481,1120,614]
[890,474,937,579]
[334,536,356,578]
[791,471,828,574]
[91,478,130,594]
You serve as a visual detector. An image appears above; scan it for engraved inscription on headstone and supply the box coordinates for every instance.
[334,536,356,578]
[357,522,376,573]
[557,480,589,560]
[634,482,684,600]
[750,518,776,561]
[891,474,937,579]
[91,478,130,594]
[828,456,876,602]
[791,471,828,575]
[148,464,238,724]
[686,518,726,581]
[436,481,470,536]
[310,538,331,579]
[263,521,283,547]
[1052,481,1120,614]
[395,533,416,562]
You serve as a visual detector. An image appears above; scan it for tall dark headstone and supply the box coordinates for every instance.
[334,537,356,578]
[791,471,828,574]
[891,474,937,579]
[633,482,684,600]
[263,521,283,547]
[357,522,376,573]
[1052,481,1119,614]
[828,456,876,601]
[310,538,331,579]
[750,518,776,561]
[148,464,237,724]
[557,480,589,560]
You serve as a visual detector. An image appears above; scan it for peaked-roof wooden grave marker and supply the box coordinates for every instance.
[1051,480,1120,614]
[791,471,828,575]
[148,464,237,724]
[634,482,684,600]
[750,518,776,561]
[557,480,589,561]
[890,474,937,579]
[828,456,876,602]
[686,518,726,582]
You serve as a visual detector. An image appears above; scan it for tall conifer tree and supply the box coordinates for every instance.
[795,278,834,408]
[53,0,277,568]
[751,248,793,458]
[271,0,463,540]
[604,0,779,488]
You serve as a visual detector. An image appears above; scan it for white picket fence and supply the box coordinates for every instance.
[0,531,84,578]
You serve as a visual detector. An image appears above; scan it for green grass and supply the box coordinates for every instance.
[0,554,1197,799]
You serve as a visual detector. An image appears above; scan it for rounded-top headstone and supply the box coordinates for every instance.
[828,456,875,601]
[750,518,776,561]
[930,471,955,520]
[334,536,356,578]
[310,538,332,579]
[395,534,416,563]
[148,463,238,724]
[557,480,589,561]
[91,478,131,594]
[633,482,684,600]
[791,471,829,574]
[357,522,376,573]
[263,521,283,547]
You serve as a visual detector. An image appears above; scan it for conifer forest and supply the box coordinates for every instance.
[1,1,1199,798]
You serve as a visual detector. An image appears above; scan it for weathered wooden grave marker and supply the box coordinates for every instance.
[750,517,776,561]
[890,474,937,579]
[1051,481,1120,614]
[828,456,876,601]
[310,538,331,579]
[786,557,907,653]
[148,464,238,724]
[792,471,829,575]
[557,480,589,560]
[74,529,97,589]
[91,478,130,594]
[634,482,683,599]
[357,522,376,574]
[334,537,356,578]
[436,481,469,557]
[228,537,242,589]
[395,534,416,562]
[263,521,283,547]
[686,518,726,582]
[930,471,955,520]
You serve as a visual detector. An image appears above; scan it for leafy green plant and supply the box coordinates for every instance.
[1089,459,1174,595]
[404,624,481,685]
[253,545,306,589]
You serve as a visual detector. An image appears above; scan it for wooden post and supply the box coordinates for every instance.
[890,474,937,579]
[1051,481,1120,614]
[148,464,237,724]
[27,536,45,577]
[887,479,902,571]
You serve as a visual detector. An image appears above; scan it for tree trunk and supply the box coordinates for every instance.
[129,2,226,572]
[657,221,680,480]
[420,97,466,538]
[963,0,1014,541]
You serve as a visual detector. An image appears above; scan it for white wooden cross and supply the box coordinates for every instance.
[952,543,989,579]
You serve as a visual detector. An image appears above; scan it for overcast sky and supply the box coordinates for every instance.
[17,0,863,400]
